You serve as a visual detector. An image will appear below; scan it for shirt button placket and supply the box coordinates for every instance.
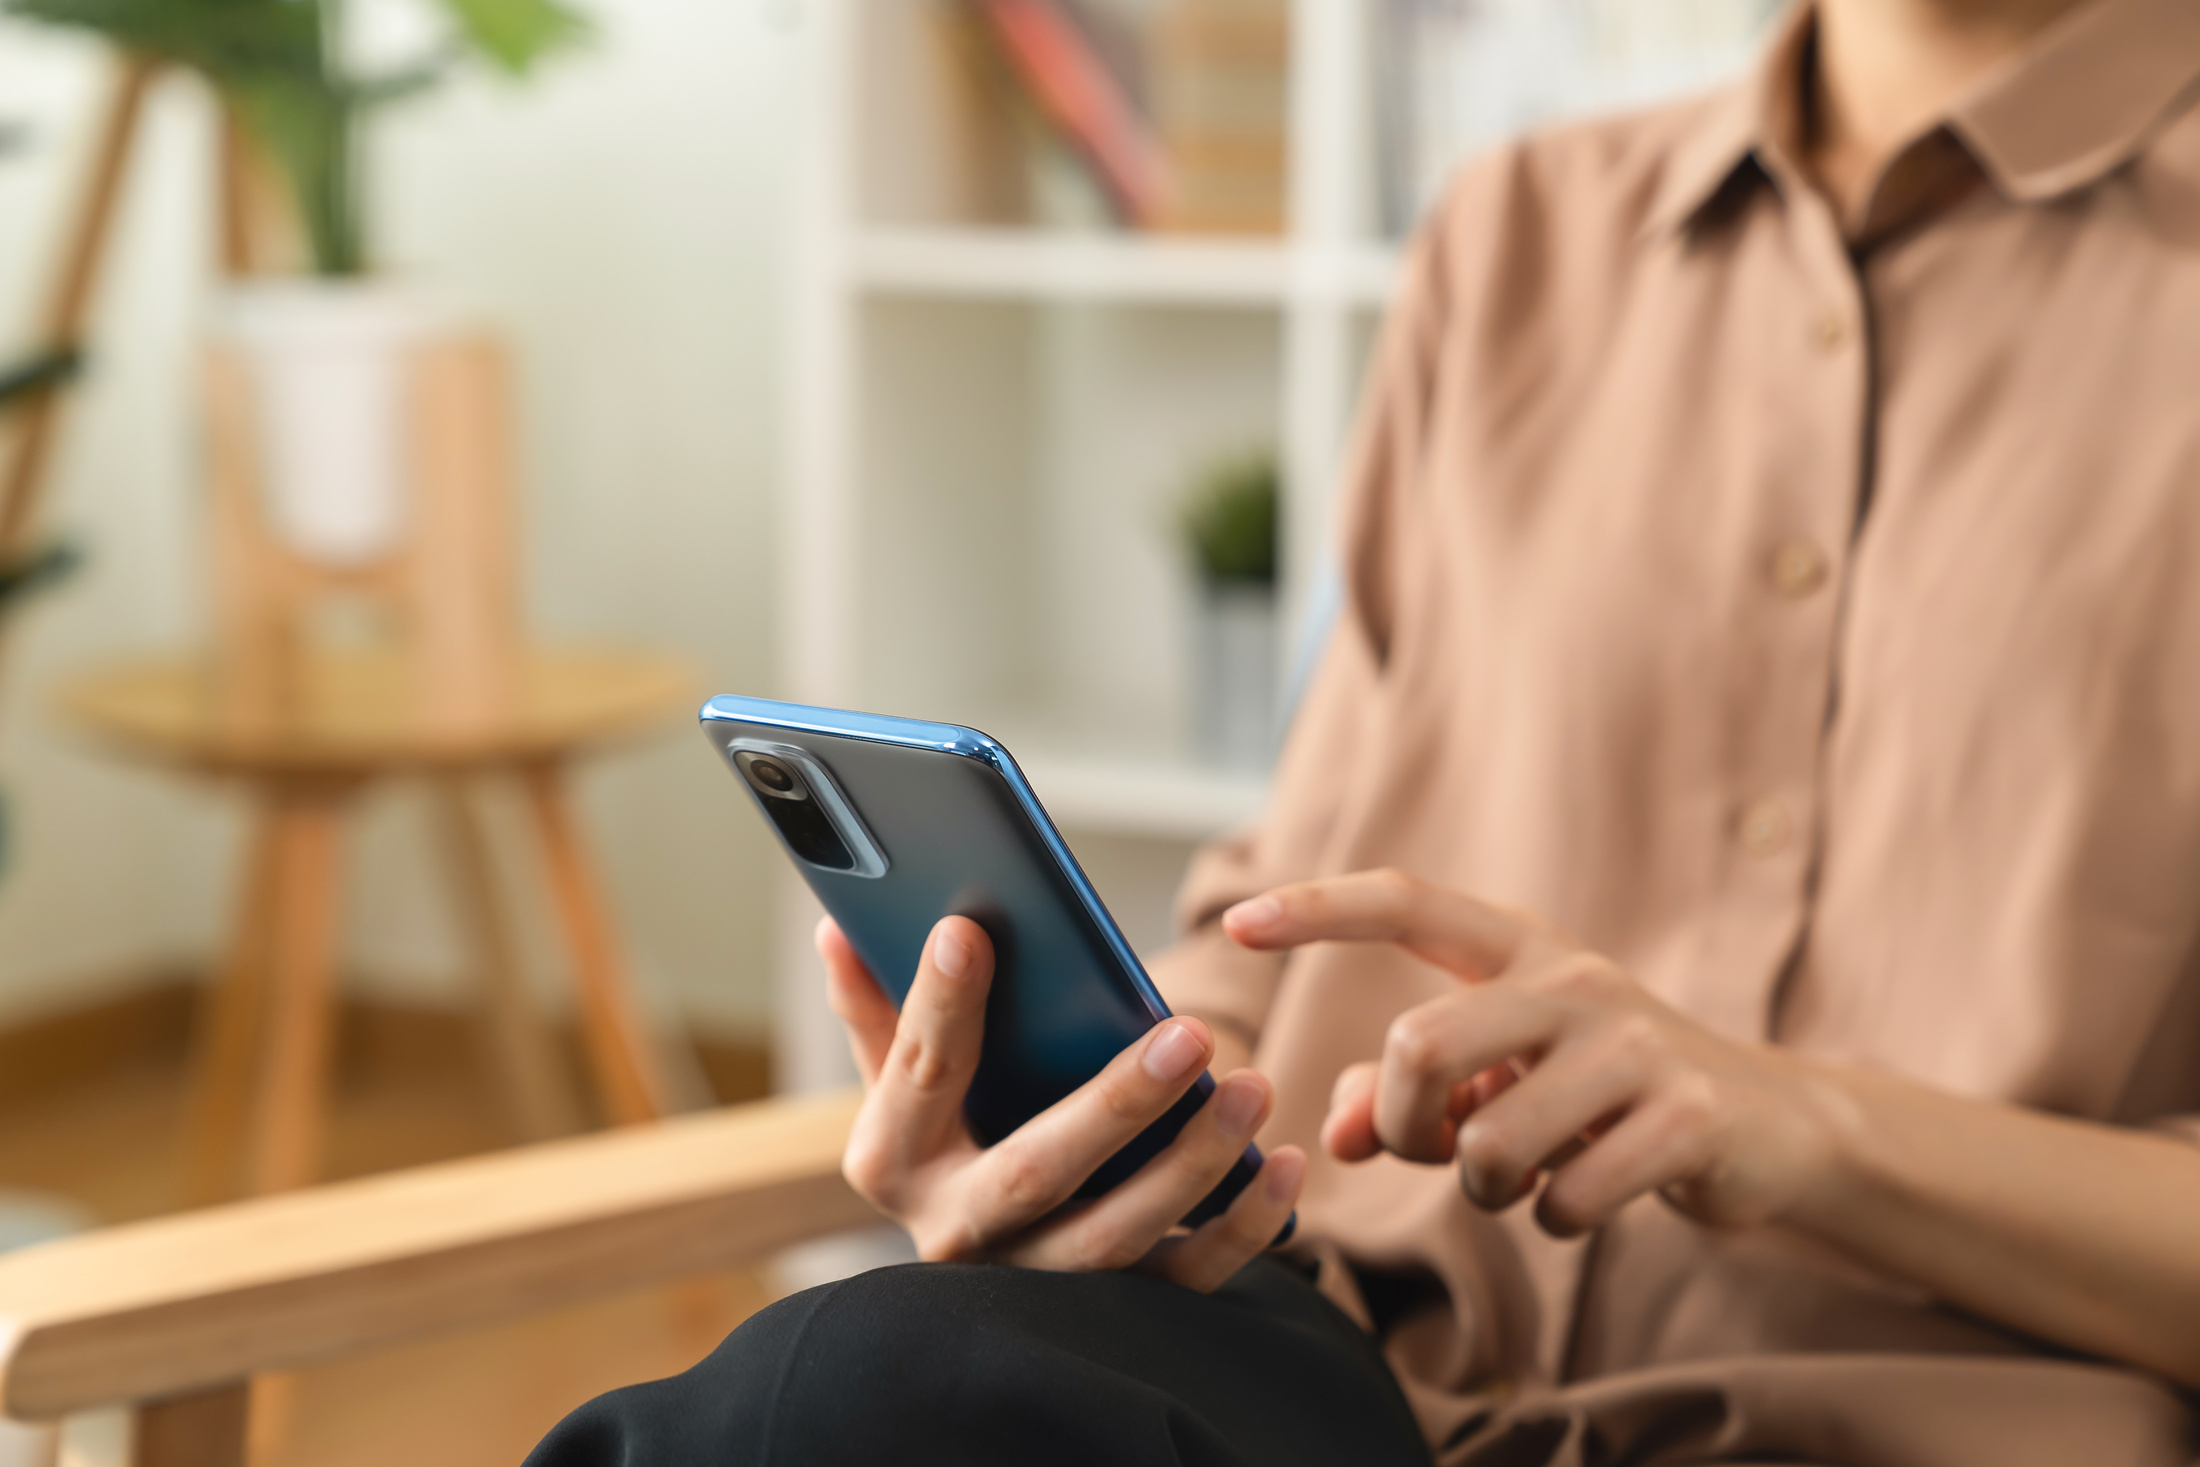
[1728,240,1869,1039]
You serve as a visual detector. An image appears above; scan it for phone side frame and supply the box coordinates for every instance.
[699,695,1174,1026]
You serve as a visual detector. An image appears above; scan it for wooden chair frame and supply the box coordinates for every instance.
[0,1090,873,1467]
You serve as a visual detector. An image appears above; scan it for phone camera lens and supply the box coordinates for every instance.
[750,758,796,793]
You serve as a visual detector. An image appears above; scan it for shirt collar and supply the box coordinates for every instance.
[1950,0,2200,201]
[1645,0,2200,240]
[1639,3,1810,242]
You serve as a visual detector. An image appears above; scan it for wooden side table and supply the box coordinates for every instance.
[54,644,697,1202]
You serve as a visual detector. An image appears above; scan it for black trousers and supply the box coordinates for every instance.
[526,1259,1433,1467]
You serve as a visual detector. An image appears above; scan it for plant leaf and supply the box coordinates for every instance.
[435,0,589,75]
[4,0,324,78]
[5,0,593,272]
[224,72,365,273]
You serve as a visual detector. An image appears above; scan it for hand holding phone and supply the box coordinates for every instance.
[820,912,1304,1292]
[703,693,1303,1288]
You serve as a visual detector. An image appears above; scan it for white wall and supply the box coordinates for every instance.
[0,0,804,1034]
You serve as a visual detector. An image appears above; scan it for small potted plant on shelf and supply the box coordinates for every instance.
[4,0,589,564]
[1177,446,1279,770]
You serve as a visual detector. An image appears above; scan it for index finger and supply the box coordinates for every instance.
[865,917,996,1157]
[1221,869,1530,980]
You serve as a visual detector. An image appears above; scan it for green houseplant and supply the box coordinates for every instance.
[1178,449,1278,589]
[5,0,590,276]
[1176,448,1279,770]
[6,0,591,564]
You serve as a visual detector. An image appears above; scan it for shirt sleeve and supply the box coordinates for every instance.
[1146,208,1458,1047]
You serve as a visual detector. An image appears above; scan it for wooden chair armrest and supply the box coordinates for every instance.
[0,1089,872,1423]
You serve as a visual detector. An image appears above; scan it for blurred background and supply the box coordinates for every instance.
[0,1,1776,1462]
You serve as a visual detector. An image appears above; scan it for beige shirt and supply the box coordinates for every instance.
[1151,1,2200,1461]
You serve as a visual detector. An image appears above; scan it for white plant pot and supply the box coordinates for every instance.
[1190,581,1280,770]
[213,280,458,566]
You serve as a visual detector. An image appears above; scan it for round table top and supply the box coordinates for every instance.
[53,646,700,779]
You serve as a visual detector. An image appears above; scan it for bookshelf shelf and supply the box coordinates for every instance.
[1333,243,1406,307]
[850,227,1402,310]
[852,227,1294,306]
[771,0,1387,1091]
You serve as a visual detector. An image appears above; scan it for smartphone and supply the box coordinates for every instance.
[701,693,1283,1236]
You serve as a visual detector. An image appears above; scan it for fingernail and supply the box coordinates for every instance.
[1142,1021,1205,1082]
[1264,1147,1304,1203]
[1227,896,1282,931]
[932,924,970,978]
[1214,1075,1265,1137]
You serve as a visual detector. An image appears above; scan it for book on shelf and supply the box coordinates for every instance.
[968,0,1291,237]
[1057,0,1152,113]
[921,3,1045,226]
[1149,0,1290,236]
[973,0,1171,227]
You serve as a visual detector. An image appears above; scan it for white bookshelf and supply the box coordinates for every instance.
[764,1,1780,1091]
[769,0,1394,1091]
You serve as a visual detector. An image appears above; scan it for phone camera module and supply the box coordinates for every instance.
[724,741,884,878]
[748,757,797,794]
[737,751,810,801]
[733,749,854,870]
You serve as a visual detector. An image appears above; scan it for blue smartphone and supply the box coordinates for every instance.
[701,693,1284,1237]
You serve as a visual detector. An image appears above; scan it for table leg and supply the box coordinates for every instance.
[433,776,583,1141]
[246,791,347,1196]
[518,760,670,1125]
[180,812,281,1206]
[133,1384,248,1467]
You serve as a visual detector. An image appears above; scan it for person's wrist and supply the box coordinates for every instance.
[1761,1053,1878,1233]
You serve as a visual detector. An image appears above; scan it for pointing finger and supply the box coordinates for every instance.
[1222,869,1530,980]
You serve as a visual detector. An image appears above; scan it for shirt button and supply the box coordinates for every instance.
[1769,539,1830,599]
[1812,310,1848,350]
[1739,798,1793,859]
